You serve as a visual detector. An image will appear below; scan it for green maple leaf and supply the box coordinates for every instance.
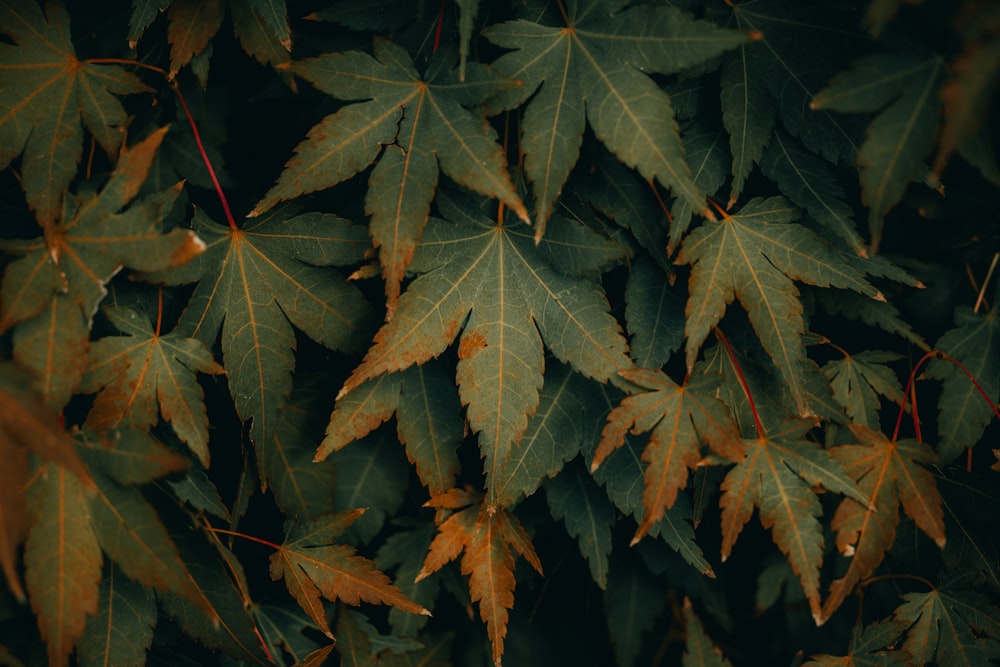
[269,509,430,638]
[812,53,947,250]
[375,522,439,638]
[144,206,373,488]
[80,306,224,468]
[624,257,686,369]
[822,350,904,429]
[416,488,542,667]
[892,572,1000,665]
[593,368,744,545]
[338,191,633,508]
[0,0,151,226]
[803,619,910,667]
[924,306,1000,462]
[676,196,883,416]
[604,550,665,667]
[318,361,463,498]
[0,127,205,409]
[820,424,946,623]
[483,0,748,236]
[252,38,527,309]
[719,418,871,623]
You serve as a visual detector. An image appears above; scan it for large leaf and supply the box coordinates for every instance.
[812,53,947,250]
[719,418,871,623]
[80,305,223,467]
[416,489,542,667]
[820,424,946,623]
[252,38,526,309]
[676,196,882,416]
[339,191,633,508]
[0,128,204,408]
[483,1,748,236]
[594,368,743,545]
[145,207,372,487]
[269,509,430,637]
[0,0,151,225]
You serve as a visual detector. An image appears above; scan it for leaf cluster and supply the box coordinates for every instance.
[1,0,1000,665]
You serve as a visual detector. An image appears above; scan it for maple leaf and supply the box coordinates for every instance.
[675,197,883,416]
[802,619,910,667]
[80,305,223,468]
[252,38,527,309]
[819,424,946,623]
[624,257,686,369]
[317,361,463,498]
[375,522,439,638]
[339,190,633,506]
[0,0,152,226]
[144,206,373,488]
[269,509,430,638]
[812,53,947,250]
[924,306,1000,462]
[0,127,205,409]
[822,350,904,429]
[719,418,872,623]
[416,488,542,667]
[483,1,748,236]
[593,368,744,545]
[604,549,666,667]
[0,363,93,603]
[545,460,615,590]
[892,571,1000,665]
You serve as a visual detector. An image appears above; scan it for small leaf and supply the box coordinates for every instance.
[81,305,223,467]
[625,257,686,369]
[604,550,665,667]
[720,419,871,623]
[166,0,225,76]
[820,424,946,623]
[594,368,743,544]
[802,619,910,666]
[924,306,1000,462]
[822,350,904,429]
[417,493,541,667]
[270,509,430,637]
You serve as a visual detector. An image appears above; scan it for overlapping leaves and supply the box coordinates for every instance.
[483,0,748,236]
[0,127,204,409]
[144,207,372,487]
[0,0,151,226]
[253,38,527,309]
[339,191,633,507]
[676,197,882,416]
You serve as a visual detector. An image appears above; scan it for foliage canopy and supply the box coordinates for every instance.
[1,0,999,665]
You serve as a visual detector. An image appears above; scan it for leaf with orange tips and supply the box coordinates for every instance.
[718,419,871,624]
[416,492,541,667]
[0,127,205,409]
[819,424,945,624]
[269,509,430,637]
[594,368,743,544]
